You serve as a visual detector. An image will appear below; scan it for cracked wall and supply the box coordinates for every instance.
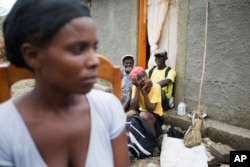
[176,0,250,129]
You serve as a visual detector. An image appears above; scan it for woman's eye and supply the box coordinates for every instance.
[70,43,86,54]
[69,42,98,54]
[93,43,98,51]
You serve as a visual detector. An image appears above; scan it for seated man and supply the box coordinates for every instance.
[126,67,164,155]
[120,54,134,110]
[146,49,176,110]
[120,54,134,103]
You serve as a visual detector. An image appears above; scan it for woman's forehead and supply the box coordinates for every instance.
[63,17,96,34]
[51,17,97,43]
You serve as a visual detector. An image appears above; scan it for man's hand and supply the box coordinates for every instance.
[125,67,133,74]
[131,75,140,87]
[142,79,152,94]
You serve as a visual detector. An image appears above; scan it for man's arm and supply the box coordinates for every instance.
[129,86,140,110]
[158,69,176,87]
[123,89,131,111]
[141,80,156,113]
[112,128,130,167]
[142,92,156,113]
[157,78,171,88]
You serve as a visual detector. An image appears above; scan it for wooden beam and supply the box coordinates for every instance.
[138,0,147,68]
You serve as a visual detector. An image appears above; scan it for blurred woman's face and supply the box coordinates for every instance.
[36,17,100,94]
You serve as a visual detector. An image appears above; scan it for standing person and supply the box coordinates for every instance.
[120,54,134,110]
[146,49,176,110]
[126,67,163,155]
[0,0,129,167]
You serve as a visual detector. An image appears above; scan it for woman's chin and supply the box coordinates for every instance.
[76,85,94,94]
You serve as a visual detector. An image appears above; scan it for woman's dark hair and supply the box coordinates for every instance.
[3,0,91,69]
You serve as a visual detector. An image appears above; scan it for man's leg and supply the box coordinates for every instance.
[139,112,160,155]
[139,112,157,137]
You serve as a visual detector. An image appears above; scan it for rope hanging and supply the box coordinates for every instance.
[183,1,208,148]
[197,1,208,113]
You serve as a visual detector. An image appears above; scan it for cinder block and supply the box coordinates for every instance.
[206,151,220,166]
[209,143,235,163]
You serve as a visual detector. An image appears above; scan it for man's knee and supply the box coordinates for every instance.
[126,110,139,120]
[139,112,156,123]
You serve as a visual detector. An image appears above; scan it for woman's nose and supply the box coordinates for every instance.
[85,51,100,69]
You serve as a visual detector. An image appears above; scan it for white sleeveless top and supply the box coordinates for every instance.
[0,90,126,167]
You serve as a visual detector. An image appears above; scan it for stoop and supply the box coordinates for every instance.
[164,109,250,150]
[209,143,235,163]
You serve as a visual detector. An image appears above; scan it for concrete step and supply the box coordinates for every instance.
[164,109,250,150]
[209,143,234,163]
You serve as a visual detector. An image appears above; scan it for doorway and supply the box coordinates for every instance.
[138,0,178,69]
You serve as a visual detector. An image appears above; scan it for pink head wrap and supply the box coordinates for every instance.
[129,66,145,79]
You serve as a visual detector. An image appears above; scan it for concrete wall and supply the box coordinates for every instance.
[0,1,139,67]
[0,16,4,28]
[175,0,250,129]
[91,0,250,130]
[91,0,139,66]
[1,0,249,130]
[0,15,5,39]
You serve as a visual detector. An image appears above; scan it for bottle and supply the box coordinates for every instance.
[177,102,186,116]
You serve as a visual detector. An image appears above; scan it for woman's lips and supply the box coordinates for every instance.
[84,77,97,84]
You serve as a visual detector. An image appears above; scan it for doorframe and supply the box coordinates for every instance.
[138,0,147,68]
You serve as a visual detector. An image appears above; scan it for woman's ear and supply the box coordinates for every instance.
[21,43,42,69]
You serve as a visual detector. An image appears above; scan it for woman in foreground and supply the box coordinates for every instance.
[0,0,129,167]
